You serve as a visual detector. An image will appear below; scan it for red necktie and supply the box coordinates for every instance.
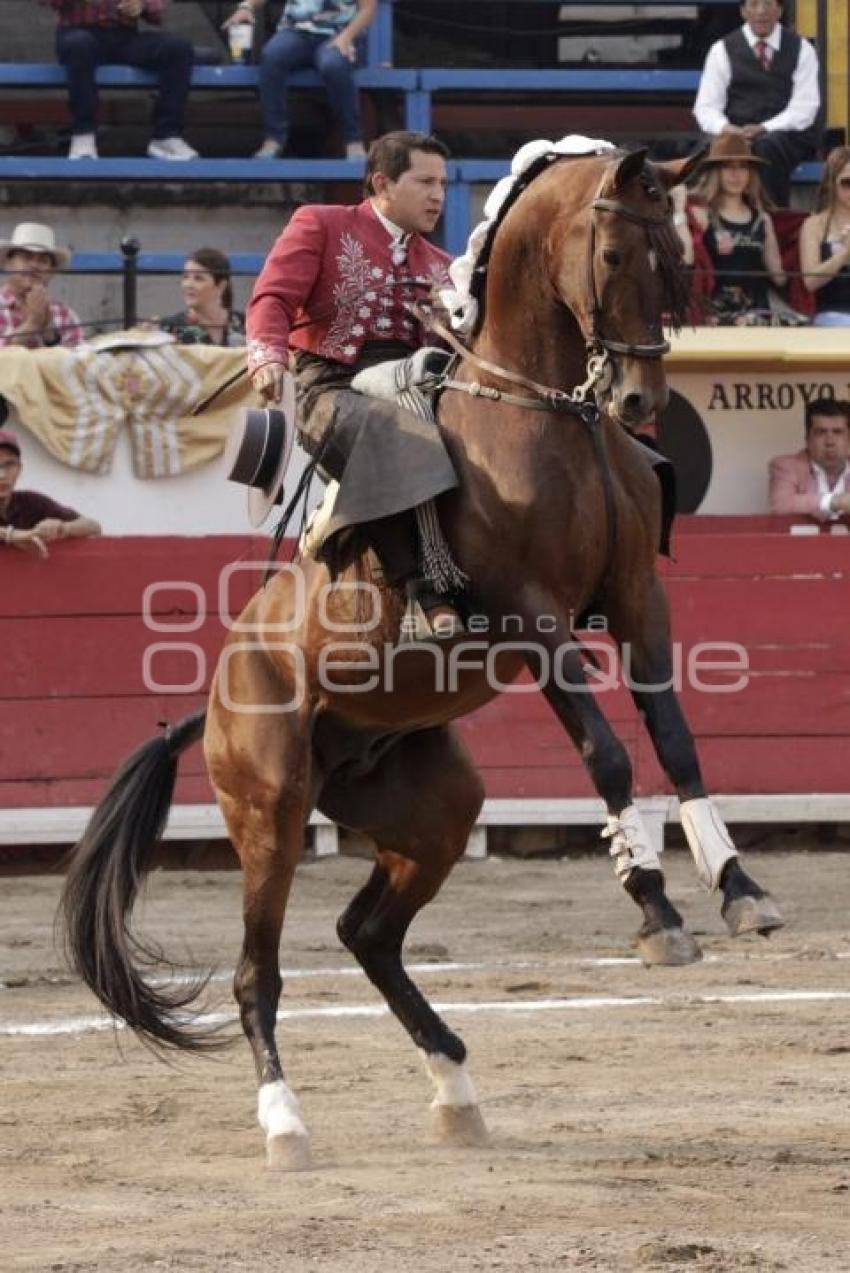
[755,39,771,70]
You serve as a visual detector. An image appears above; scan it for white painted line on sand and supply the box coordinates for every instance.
[3,988,850,1039]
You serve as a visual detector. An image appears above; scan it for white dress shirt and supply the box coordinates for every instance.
[370,202,409,266]
[693,22,820,135]
[814,460,849,518]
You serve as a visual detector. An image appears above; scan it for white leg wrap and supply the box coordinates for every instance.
[680,796,738,892]
[420,1051,479,1109]
[602,804,662,882]
[257,1079,309,1140]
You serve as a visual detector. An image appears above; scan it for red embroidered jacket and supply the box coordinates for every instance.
[246,200,451,373]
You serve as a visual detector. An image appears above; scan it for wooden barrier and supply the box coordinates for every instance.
[1,520,848,853]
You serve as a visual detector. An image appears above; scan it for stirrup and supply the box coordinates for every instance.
[399,582,465,644]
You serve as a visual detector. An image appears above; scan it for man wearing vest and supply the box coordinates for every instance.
[693,0,820,207]
[247,130,464,639]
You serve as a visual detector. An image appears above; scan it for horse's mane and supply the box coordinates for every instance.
[467,150,690,335]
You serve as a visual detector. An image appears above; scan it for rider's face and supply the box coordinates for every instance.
[373,150,447,236]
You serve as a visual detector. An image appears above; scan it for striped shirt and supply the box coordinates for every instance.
[47,0,166,27]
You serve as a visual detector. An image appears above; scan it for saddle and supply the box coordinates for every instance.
[300,348,453,558]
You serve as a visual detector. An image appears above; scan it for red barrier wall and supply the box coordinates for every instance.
[1,523,848,809]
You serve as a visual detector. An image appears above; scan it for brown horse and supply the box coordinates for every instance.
[60,147,782,1170]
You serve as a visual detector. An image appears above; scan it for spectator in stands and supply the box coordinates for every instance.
[224,0,376,160]
[0,222,83,349]
[769,397,850,520]
[688,134,786,325]
[799,146,850,328]
[48,0,198,162]
[693,0,819,208]
[0,428,101,557]
[158,248,246,346]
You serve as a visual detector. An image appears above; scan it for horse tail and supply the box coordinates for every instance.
[59,708,224,1054]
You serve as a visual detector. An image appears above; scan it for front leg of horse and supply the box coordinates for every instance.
[618,582,783,940]
[529,642,701,965]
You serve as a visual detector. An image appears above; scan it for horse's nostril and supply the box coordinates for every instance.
[621,391,645,416]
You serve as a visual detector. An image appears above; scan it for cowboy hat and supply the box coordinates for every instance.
[699,133,769,167]
[0,222,71,268]
[224,374,297,528]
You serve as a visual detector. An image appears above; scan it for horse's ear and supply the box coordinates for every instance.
[653,146,709,192]
[611,148,649,192]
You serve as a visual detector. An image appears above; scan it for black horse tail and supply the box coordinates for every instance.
[59,708,224,1053]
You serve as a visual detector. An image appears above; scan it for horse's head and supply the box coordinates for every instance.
[544,147,704,427]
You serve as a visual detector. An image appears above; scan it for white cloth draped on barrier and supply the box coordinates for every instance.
[0,329,251,477]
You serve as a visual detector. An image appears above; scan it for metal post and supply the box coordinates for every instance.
[120,236,140,329]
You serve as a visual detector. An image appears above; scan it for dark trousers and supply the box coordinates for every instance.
[749,129,818,207]
[56,26,193,137]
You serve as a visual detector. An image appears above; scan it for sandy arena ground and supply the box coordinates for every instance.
[1,847,849,1272]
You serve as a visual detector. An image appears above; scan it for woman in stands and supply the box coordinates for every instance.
[159,248,245,346]
[799,146,850,328]
[688,133,786,325]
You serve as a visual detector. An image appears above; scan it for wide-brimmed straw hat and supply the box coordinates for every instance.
[0,222,71,268]
[223,376,297,527]
[699,133,769,168]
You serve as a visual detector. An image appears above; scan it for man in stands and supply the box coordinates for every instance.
[0,223,83,349]
[693,0,819,207]
[247,129,464,638]
[0,429,101,557]
[769,397,850,520]
[48,0,198,161]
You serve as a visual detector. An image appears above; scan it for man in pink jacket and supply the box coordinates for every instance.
[768,397,850,520]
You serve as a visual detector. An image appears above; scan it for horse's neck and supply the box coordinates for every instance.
[474,272,586,393]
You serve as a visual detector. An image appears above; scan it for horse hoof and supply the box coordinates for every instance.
[430,1103,490,1147]
[637,926,703,966]
[723,893,784,938]
[266,1132,313,1171]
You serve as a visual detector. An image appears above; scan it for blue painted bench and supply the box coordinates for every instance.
[0,61,422,130]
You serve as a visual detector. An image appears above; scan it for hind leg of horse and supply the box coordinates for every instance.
[205,654,316,1171]
[319,726,489,1146]
[528,638,701,966]
[613,579,783,939]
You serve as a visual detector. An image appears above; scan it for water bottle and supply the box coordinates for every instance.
[229,21,254,65]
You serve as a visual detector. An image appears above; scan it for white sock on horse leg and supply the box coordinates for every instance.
[602,804,662,882]
[420,1050,479,1109]
[257,1079,309,1140]
[680,796,738,892]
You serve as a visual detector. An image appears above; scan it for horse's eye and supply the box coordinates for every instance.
[602,249,621,267]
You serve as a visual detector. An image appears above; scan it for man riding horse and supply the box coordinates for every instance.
[246,129,465,639]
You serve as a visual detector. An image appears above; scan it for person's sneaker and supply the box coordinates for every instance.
[345,141,367,160]
[68,133,98,160]
[253,139,283,159]
[147,137,199,161]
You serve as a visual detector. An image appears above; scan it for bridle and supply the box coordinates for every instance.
[586,194,672,361]
[433,155,675,418]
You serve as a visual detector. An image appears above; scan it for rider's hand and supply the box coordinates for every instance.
[117,0,144,17]
[829,492,850,515]
[252,362,288,404]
